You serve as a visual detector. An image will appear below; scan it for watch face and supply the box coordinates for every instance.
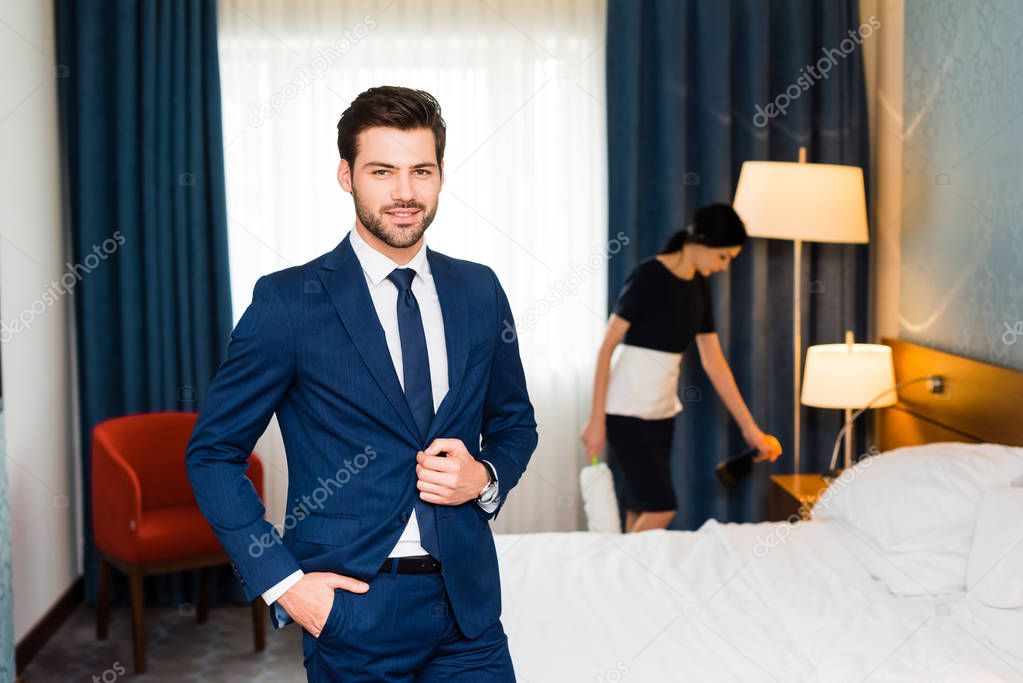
[480,482,498,502]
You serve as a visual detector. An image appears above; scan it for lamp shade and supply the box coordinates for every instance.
[800,343,897,409]
[732,161,869,243]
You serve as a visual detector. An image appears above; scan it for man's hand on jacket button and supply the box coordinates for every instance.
[416,438,490,505]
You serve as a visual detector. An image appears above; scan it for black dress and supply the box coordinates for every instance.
[604,256,715,512]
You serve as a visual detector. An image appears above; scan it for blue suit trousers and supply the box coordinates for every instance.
[301,570,515,682]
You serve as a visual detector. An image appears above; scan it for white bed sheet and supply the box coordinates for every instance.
[494,519,1023,682]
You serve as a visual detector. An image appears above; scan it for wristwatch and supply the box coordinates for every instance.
[477,459,499,503]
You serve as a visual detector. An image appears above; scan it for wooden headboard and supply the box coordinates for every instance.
[877,337,1023,451]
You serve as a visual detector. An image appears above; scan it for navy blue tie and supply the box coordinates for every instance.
[386,267,440,558]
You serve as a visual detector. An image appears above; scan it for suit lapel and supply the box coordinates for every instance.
[318,234,470,446]
[319,234,422,443]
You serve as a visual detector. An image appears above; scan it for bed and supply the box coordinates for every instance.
[495,339,1023,682]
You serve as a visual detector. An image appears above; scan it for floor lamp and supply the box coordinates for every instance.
[732,148,869,473]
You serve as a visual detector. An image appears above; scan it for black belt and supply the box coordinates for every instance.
[379,555,441,574]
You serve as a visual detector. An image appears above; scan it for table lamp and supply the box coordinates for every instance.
[800,333,896,471]
[733,147,869,472]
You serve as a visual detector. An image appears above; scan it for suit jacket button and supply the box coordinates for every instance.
[400,512,409,524]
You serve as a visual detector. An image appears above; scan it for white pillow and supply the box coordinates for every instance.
[967,485,1023,608]
[811,442,1023,595]
[964,485,1023,659]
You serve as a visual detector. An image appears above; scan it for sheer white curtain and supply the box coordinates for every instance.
[217,0,607,534]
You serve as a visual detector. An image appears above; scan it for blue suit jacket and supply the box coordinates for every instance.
[185,233,538,638]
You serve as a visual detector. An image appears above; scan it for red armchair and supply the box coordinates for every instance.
[91,411,266,674]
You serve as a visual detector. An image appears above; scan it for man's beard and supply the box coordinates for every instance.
[352,188,438,249]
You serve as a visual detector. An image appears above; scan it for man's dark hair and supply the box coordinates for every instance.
[336,86,446,172]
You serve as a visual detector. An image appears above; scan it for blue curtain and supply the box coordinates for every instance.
[606,0,871,529]
[55,0,238,605]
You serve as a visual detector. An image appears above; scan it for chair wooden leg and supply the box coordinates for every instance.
[197,567,213,624]
[128,565,147,674]
[251,600,266,652]
[96,555,111,640]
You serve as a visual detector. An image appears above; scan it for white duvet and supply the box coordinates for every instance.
[495,519,1023,682]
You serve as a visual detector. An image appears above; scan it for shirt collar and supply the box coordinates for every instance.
[348,224,431,287]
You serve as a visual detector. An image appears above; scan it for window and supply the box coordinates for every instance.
[218,0,607,532]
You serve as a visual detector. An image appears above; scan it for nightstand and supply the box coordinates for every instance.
[768,474,830,522]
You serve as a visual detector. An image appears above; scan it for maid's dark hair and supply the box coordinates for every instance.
[659,204,749,254]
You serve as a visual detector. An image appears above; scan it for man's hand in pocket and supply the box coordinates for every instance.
[277,572,369,637]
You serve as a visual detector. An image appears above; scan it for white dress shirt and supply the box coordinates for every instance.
[262,225,498,606]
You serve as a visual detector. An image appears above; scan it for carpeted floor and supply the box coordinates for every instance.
[21,601,307,681]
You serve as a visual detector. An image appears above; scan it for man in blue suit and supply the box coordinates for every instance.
[186,85,538,681]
